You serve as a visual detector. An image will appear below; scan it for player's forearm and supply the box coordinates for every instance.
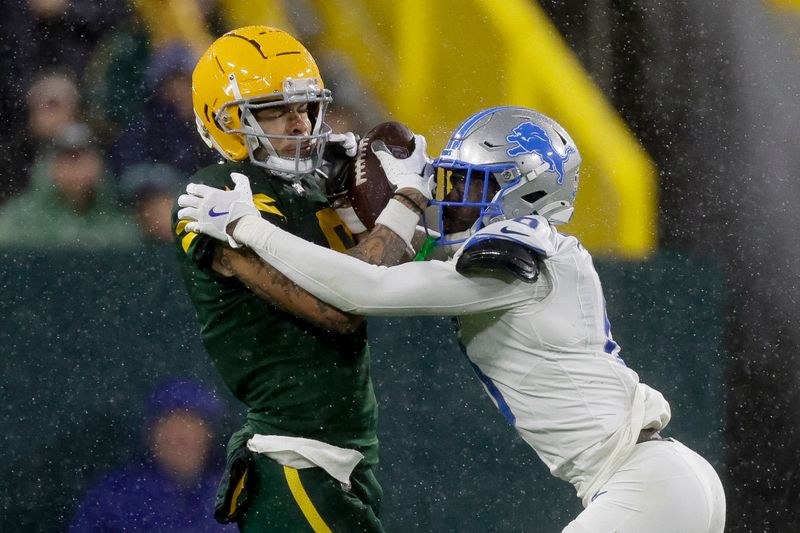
[347,225,408,266]
[348,190,427,266]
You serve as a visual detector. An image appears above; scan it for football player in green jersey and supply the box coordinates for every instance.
[173,26,430,532]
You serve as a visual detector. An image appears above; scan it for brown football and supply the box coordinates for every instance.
[346,121,415,230]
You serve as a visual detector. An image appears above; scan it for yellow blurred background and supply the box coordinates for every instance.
[136,0,655,258]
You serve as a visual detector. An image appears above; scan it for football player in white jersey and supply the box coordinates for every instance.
[178,106,726,533]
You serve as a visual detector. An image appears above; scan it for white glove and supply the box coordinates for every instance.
[372,134,434,199]
[328,132,359,157]
[177,172,260,248]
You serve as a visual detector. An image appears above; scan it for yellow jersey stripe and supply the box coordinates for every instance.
[181,232,198,253]
[315,207,352,252]
[253,193,286,218]
[227,470,248,519]
[283,466,332,533]
[175,218,190,235]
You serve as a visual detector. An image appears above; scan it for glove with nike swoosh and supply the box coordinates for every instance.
[177,172,260,248]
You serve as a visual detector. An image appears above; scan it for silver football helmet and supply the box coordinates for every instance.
[430,106,581,245]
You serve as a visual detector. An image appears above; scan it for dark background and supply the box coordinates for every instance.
[538,2,800,531]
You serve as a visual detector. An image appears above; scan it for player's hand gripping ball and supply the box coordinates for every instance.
[346,121,416,230]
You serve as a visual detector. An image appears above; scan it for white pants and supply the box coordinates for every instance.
[563,439,726,533]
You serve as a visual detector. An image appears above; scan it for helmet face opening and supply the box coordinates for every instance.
[431,161,516,245]
[218,75,332,176]
[429,106,581,246]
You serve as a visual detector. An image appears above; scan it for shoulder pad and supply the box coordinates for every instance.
[453,216,554,282]
[455,237,542,282]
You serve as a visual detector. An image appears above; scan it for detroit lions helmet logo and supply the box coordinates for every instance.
[506,121,575,184]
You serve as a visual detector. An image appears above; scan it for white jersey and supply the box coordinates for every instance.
[234,215,672,505]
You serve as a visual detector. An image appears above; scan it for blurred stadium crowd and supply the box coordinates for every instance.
[0,1,798,532]
[0,0,223,247]
[0,0,375,250]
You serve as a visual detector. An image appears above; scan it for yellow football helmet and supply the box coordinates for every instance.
[192,26,332,175]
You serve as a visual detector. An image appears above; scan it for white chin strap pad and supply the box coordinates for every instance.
[543,205,574,225]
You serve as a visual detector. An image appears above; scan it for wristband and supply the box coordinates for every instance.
[393,192,426,216]
[334,206,368,234]
[374,198,420,248]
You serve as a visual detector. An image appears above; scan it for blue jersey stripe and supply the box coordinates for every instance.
[468,360,517,426]
[601,296,625,365]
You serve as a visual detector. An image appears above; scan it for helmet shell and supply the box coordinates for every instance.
[434,106,581,233]
[192,26,329,169]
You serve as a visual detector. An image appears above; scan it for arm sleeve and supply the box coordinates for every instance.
[233,216,534,316]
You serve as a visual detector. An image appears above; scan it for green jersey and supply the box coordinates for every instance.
[173,161,378,463]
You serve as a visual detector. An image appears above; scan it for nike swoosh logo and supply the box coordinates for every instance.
[209,207,230,217]
[591,490,607,502]
[500,226,527,236]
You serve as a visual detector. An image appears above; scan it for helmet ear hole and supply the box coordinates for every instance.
[521,190,547,204]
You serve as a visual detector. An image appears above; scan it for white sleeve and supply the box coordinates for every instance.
[233,216,533,316]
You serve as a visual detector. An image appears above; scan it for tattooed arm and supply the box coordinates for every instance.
[213,246,364,333]
[348,188,428,264]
